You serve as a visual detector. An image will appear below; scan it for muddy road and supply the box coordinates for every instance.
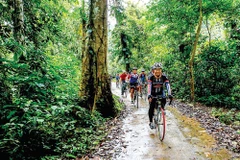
[110,83,233,160]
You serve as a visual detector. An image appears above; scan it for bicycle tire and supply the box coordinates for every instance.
[157,107,166,141]
[133,90,136,105]
[144,88,147,101]
[123,89,127,98]
[136,92,139,108]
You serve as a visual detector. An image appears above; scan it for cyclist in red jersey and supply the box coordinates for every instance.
[120,71,128,96]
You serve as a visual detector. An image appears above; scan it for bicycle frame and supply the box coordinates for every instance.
[153,96,166,141]
[131,85,139,108]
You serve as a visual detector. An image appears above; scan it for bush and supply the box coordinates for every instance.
[195,40,239,109]
[0,98,107,159]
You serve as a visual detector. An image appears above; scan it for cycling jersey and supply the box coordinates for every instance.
[129,73,139,84]
[120,73,128,81]
[148,74,171,98]
[140,73,147,83]
[116,75,120,81]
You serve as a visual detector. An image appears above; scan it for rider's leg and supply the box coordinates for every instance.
[139,85,142,97]
[161,98,166,109]
[148,99,156,122]
[130,88,134,102]
[148,98,156,129]
[121,82,124,95]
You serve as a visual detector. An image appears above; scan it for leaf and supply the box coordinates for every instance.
[65,154,76,159]
[7,111,17,119]
[37,119,44,123]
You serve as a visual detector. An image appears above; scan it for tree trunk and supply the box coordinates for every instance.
[80,0,87,60]
[13,0,24,45]
[188,0,202,102]
[205,17,211,46]
[79,0,114,117]
[121,33,130,72]
[113,0,131,72]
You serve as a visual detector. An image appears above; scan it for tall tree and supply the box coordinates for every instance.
[189,0,203,102]
[13,0,24,45]
[80,0,114,117]
[112,0,131,72]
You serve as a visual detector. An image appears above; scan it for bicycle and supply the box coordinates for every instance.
[152,95,172,141]
[116,80,120,88]
[131,85,139,108]
[140,82,148,101]
[121,81,128,98]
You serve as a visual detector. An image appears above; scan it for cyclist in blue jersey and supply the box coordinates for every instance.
[139,69,147,97]
[128,67,139,104]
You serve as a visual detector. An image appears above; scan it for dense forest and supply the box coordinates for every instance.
[0,0,239,159]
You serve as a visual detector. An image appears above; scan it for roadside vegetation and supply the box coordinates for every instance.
[0,0,239,159]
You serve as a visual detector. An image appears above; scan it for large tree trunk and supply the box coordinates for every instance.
[80,0,87,60]
[189,0,203,102]
[79,0,114,117]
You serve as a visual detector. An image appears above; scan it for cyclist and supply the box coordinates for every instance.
[128,67,139,104]
[148,63,173,129]
[139,69,147,97]
[116,74,120,88]
[148,65,154,77]
[120,71,128,96]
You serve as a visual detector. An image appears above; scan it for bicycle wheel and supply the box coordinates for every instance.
[143,88,147,101]
[134,91,137,103]
[156,107,166,141]
[123,88,127,98]
[136,92,139,108]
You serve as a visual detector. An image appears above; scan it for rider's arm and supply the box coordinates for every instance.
[148,76,152,99]
[163,75,172,96]
[165,81,171,96]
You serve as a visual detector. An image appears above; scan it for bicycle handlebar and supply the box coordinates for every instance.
[151,96,173,105]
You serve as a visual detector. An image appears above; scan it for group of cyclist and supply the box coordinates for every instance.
[114,62,173,129]
[116,68,147,102]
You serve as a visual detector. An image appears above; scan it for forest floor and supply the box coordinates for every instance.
[82,83,240,160]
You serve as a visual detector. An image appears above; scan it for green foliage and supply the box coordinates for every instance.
[195,41,240,108]
[0,0,108,159]
[113,95,125,116]
[211,108,239,125]
[0,100,106,159]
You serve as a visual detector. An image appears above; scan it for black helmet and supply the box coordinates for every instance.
[153,62,163,69]
[132,67,138,70]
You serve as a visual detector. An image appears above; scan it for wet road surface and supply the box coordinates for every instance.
[111,84,208,160]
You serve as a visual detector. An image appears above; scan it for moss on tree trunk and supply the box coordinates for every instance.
[79,0,114,117]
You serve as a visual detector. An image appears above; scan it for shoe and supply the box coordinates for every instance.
[149,122,155,129]
[163,110,166,115]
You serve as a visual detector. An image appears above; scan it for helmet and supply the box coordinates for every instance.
[141,69,145,72]
[132,67,138,70]
[151,65,154,70]
[153,62,163,69]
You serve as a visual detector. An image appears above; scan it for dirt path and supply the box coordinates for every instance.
[110,83,234,160]
[111,86,204,160]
